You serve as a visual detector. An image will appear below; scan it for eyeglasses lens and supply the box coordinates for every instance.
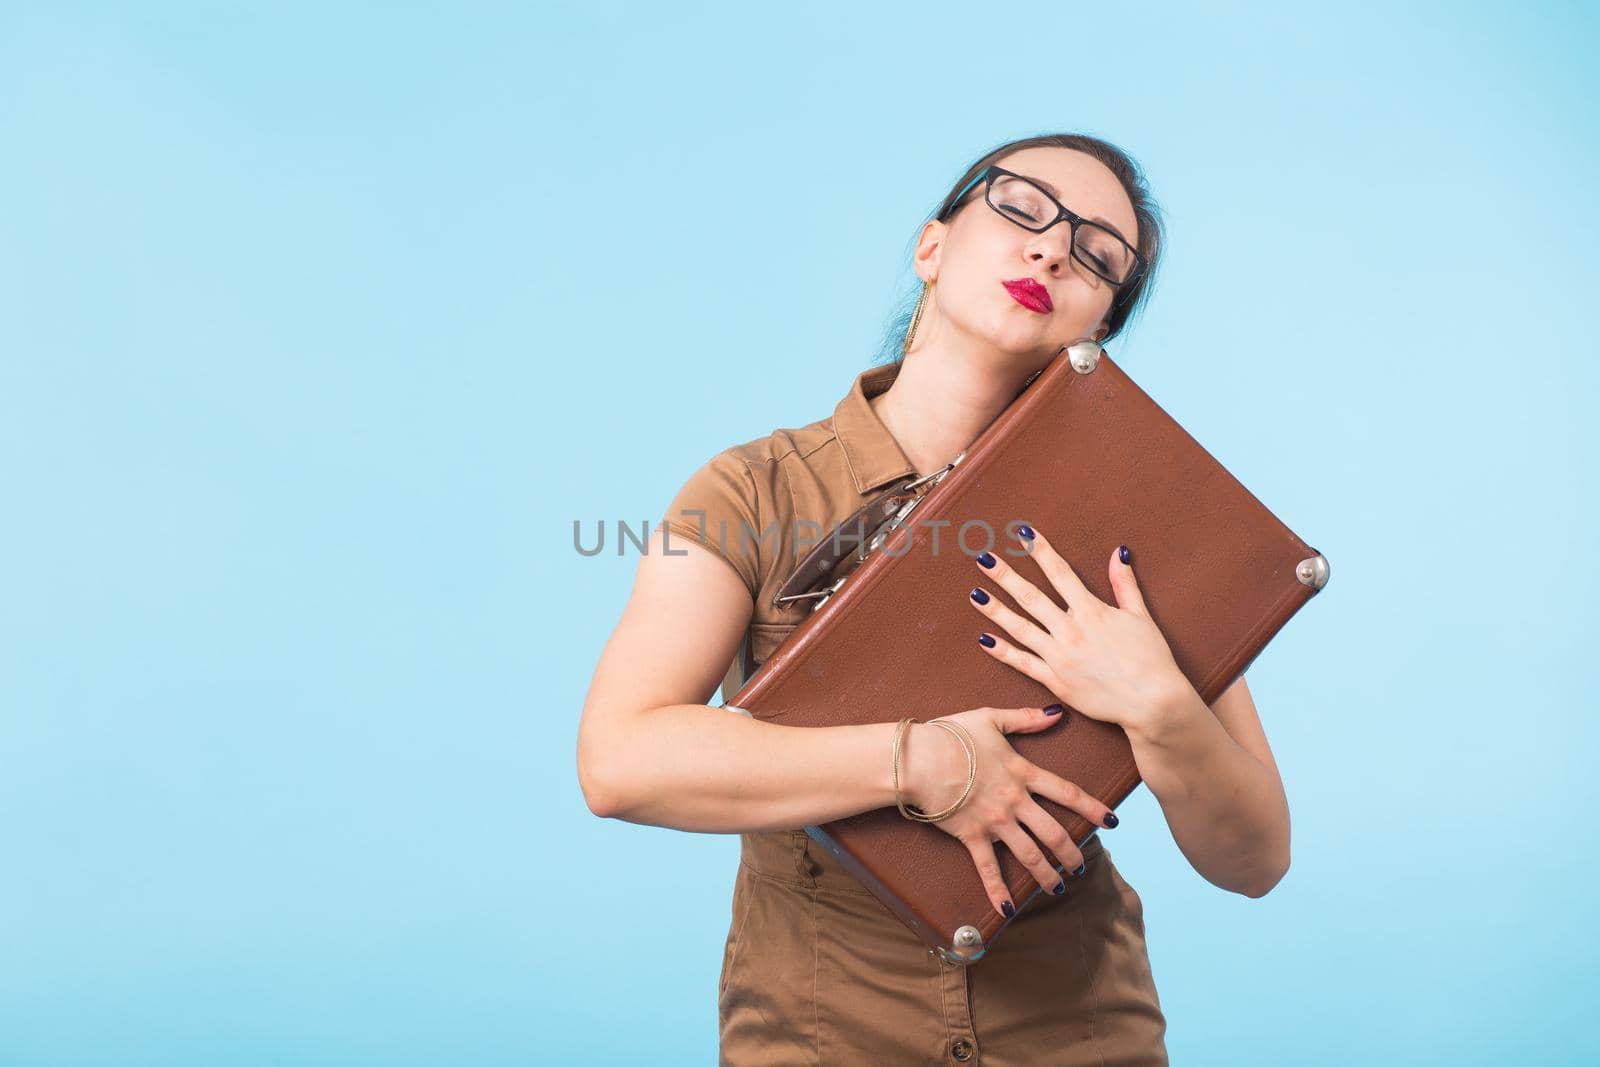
[986,174,1138,285]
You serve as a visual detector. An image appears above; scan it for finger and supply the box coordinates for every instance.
[1108,542,1151,619]
[968,583,1052,654]
[1024,765,1119,832]
[961,836,1018,920]
[1013,797,1086,883]
[975,547,1070,631]
[1013,525,1099,615]
[990,704,1068,735]
[976,630,1068,695]
[992,818,1068,901]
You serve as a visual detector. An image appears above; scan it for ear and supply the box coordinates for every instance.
[913,220,945,284]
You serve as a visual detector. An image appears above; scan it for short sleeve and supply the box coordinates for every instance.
[659,449,762,601]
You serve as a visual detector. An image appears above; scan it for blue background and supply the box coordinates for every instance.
[3,2,1596,1064]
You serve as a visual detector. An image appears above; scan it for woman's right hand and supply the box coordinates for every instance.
[899,705,1117,919]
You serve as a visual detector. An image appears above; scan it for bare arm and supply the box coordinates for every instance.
[1128,674,1292,897]
[575,527,953,833]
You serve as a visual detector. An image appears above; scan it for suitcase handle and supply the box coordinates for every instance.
[772,449,966,612]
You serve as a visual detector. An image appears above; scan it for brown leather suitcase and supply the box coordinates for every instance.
[720,341,1330,964]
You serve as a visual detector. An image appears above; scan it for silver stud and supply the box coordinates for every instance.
[1295,553,1331,590]
[1066,339,1103,374]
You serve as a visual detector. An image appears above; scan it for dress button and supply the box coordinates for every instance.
[951,1037,975,1061]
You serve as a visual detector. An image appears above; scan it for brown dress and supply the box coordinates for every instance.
[660,361,1169,1065]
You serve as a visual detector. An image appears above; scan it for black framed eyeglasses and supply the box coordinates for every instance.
[942,165,1145,287]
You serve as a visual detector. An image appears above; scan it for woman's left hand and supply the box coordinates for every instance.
[967,525,1190,736]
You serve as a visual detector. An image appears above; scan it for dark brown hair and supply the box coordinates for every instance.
[880,133,1166,363]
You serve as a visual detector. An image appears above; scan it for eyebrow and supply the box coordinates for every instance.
[1028,175,1132,243]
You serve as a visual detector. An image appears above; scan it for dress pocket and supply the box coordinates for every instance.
[719,865,757,998]
[1105,852,1151,940]
[718,869,820,1062]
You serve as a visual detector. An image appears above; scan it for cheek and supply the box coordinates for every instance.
[943,266,1007,329]
[940,232,1012,308]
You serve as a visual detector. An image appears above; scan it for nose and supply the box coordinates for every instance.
[1026,225,1073,276]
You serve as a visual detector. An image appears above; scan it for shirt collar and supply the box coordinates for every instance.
[832,361,918,495]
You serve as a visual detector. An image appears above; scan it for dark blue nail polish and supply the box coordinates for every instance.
[977,633,996,648]
[977,551,996,569]
[1001,900,1015,919]
[1118,544,1131,566]
[1052,880,1067,895]
[1103,812,1119,829]
[1043,703,1064,716]
[970,587,990,605]
[1072,861,1086,877]
[1017,524,1035,540]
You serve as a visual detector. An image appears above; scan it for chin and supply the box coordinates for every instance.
[976,343,1049,382]
[988,323,1059,363]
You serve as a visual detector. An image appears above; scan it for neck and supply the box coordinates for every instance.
[871,333,1050,478]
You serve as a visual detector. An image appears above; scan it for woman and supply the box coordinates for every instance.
[576,133,1292,1066]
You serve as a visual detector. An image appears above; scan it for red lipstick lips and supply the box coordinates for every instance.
[1002,278,1052,314]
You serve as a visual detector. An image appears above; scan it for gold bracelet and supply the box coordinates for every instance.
[892,717,917,818]
[893,717,978,823]
[911,721,978,821]
[922,720,978,819]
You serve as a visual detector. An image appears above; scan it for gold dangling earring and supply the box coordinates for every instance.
[903,280,931,357]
